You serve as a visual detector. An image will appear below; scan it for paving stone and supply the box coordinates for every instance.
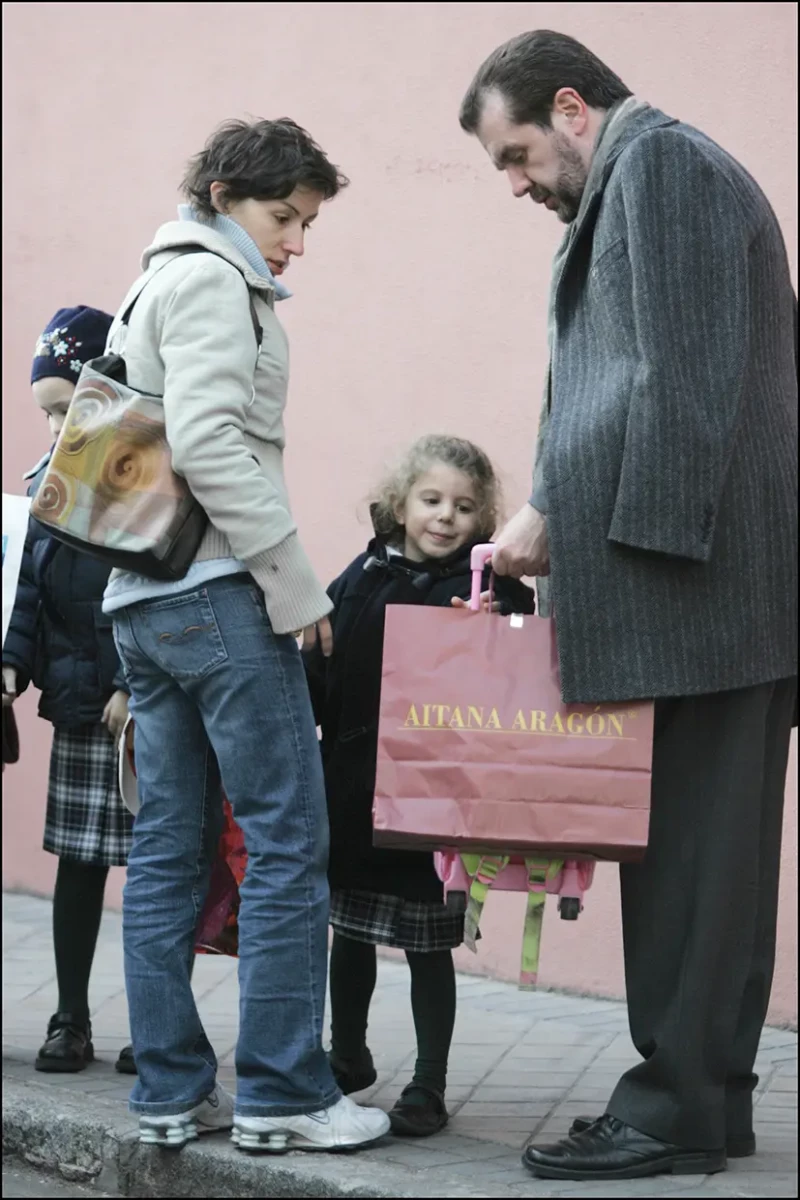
[474,1089,575,1104]
[484,1068,583,1084]
[767,1076,798,1092]
[518,1041,607,1058]
[520,1026,612,1041]
[432,1137,517,1162]
[451,1127,528,1148]
[507,1039,600,1055]
[564,1086,614,1103]
[732,1153,798,1173]
[758,1091,796,1108]
[753,1105,797,1123]
[378,1142,473,1169]
[454,1112,545,1130]
[549,1181,709,1199]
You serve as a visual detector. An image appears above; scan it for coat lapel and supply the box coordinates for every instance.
[553,106,677,315]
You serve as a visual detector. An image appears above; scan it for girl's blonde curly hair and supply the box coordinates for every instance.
[371,434,503,547]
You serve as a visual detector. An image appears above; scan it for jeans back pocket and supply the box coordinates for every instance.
[135,591,229,681]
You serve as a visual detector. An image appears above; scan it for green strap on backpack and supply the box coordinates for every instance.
[461,853,563,989]
[462,854,508,951]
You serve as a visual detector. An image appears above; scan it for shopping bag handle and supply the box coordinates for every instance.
[469,543,496,612]
[469,542,548,618]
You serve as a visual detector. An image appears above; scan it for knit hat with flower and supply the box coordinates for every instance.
[31,306,113,385]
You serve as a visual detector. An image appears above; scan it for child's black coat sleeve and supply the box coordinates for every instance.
[493,574,536,616]
[302,569,349,726]
[2,519,40,692]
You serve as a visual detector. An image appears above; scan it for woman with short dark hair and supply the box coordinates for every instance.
[105,118,390,1153]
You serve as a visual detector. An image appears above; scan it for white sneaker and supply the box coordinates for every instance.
[139,1085,235,1148]
[232,1093,391,1153]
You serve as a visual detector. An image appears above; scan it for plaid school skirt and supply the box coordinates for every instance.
[330,888,464,953]
[44,724,133,866]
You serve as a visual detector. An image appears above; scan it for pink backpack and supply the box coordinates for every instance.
[435,851,595,988]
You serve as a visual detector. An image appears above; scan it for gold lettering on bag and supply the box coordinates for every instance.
[399,702,636,739]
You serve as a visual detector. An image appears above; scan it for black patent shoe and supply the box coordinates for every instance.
[328,1046,378,1095]
[570,1114,755,1159]
[523,1114,726,1180]
[35,1012,94,1073]
[389,1084,449,1137]
[115,1044,138,1075]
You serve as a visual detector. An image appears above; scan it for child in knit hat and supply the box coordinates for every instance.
[29,306,111,436]
[3,307,137,1075]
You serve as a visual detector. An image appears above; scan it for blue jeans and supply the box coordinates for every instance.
[113,575,340,1117]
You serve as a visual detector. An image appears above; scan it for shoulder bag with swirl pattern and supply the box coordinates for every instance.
[31,249,262,581]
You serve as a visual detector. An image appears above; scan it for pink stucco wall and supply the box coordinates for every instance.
[2,2,796,1024]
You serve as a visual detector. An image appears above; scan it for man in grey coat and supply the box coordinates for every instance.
[460,30,797,1184]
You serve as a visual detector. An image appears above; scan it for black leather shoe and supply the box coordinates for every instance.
[115,1044,138,1075]
[328,1047,377,1095]
[35,1013,94,1073]
[522,1115,726,1180]
[569,1114,755,1158]
[389,1084,449,1137]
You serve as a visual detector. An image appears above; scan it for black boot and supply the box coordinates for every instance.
[35,1012,94,1073]
[389,1083,449,1137]
[328,1046,377,1095]
[115,1044,137,1075]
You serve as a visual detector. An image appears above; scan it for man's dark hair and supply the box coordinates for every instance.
[460,30,632,133]
[183,118,349,217]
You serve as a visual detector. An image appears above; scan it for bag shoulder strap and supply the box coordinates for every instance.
[119,246,262,349]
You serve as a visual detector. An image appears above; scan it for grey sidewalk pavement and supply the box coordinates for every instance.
[2,892,797,1199]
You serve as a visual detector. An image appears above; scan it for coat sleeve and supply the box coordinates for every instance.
[529,398,550,515]
[302,630,327,727]
[607,130,751,563]
[493,574,536,616]
[112,664,129,694]
[2,519,41,692]
[301,570,347,726]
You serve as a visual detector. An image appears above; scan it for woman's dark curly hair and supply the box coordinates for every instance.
[182,117,349,218]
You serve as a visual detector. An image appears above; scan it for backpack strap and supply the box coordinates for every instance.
[119,246,263,349]
[462,854,509,952]
[461,853,565,990]
[519,857,563,990]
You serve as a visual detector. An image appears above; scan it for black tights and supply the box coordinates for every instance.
[53,858,109,1021]
[52,857,195,1024]
[329,933,456,1094]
